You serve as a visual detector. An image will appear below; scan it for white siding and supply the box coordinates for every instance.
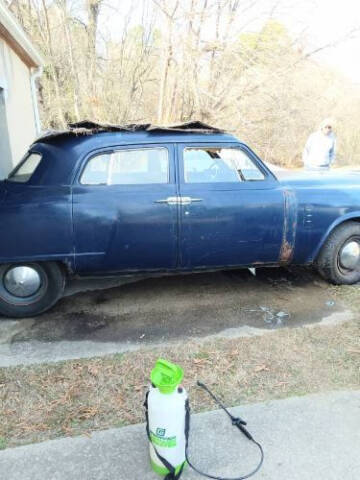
[0,37,36,174]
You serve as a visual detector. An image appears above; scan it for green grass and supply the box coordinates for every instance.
[0,437,7,450]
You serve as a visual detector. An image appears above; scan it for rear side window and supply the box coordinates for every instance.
[81,148,169,185]
[8,153,42,183]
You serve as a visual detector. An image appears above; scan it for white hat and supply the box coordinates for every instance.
[319,118,335,130]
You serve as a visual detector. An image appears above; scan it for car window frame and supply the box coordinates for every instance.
[6,151,43,184]
[178,142,277,190]
[77,145,173,187]
[182,146,265,184]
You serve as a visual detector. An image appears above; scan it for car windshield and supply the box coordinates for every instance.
[7,153,42,183]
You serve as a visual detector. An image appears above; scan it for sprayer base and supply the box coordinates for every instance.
[150,459,187,477]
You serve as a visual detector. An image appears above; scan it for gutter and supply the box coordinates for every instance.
[30,66,43,135]
[0,0,44,68]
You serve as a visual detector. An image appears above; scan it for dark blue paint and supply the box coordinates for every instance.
[277,170,360,263]
[1,131,360,276]
[176,143,285,268]
[0,182,73,266]
[72,144,178,273]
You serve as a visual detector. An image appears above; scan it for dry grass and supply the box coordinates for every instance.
[333,284,360,312]
[0,320,359,449]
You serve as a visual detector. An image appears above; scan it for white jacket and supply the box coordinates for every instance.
[303,131,336,168]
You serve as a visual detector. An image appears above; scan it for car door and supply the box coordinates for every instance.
[177,143,286,269]
[72,144,179,274]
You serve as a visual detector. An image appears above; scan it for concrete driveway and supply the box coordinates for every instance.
[1,390,359,480]
[0,267,351,366]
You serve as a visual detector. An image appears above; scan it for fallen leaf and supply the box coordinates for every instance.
[254,365,269,373]
[87,365,99,376]
[134,385,146,392]
[347,348,360,354]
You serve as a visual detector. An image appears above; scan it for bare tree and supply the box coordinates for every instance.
[8,0,360,166]
[40,0,66,127]
[152,0,179,123]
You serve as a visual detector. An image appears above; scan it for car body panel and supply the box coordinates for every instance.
[0,182,6,205]
[280,189,298,264]
[277,172,360,264]
[72,144,179,274]
[1,131,360,277]
[0,182,73,267]
[176,143,287,268]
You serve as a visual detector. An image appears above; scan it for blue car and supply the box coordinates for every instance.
[1,121,360,318]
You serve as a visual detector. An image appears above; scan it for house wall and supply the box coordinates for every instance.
[0,37,37,176]
[0,86,12,178]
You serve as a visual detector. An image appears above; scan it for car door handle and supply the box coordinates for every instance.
[155,196,182,205]
[181,197,203,205]
[155,196,203,205]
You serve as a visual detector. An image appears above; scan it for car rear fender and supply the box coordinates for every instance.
[0,181,7,204]
[309,212,360,262]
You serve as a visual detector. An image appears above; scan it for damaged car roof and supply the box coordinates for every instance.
[34,120,226,144]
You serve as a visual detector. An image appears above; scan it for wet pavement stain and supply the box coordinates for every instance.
[5,267,342,347]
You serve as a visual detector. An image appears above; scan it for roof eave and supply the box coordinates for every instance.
[0,0,44,68]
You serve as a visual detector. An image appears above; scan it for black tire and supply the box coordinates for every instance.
[316,221,360,284]
[0,262,65,318]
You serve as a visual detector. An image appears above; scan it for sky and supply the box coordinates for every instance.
[96,0,360,84]
[287,0,360,83]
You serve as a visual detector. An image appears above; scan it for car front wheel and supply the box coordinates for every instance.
[316,221,360,284]
[0,262,65,318]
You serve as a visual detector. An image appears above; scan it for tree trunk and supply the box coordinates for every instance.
[86,0,102,118]
[40,0,66,127]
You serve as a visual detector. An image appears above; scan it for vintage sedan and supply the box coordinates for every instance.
[1,121,360,318]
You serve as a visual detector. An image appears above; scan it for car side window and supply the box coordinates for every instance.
[81,148,169,185]
[7,153,42,183]
[183,147,265,183]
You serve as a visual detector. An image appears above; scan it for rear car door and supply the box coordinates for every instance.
[73,144,179,274]
[177,143,286,269]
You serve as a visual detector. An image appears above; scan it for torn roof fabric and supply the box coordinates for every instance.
[34,120,225,144]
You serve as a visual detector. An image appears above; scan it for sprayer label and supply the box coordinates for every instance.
[150,430,177,448]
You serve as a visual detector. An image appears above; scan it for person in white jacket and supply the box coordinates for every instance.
[302,119,336,170]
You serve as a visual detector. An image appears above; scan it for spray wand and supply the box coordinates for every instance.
[184,381,264,480]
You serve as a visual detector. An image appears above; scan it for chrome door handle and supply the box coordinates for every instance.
[155,196,203,205]
[155,196,181,205]
[181,197,203,205]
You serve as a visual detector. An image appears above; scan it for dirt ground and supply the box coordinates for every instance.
[0,266,358,449]
[0,266,351,366]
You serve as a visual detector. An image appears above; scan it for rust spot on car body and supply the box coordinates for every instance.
[279,240,294,264]
[279,190,298,264]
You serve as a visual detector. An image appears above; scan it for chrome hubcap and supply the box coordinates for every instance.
[4,266,42,298]
[339,241,360,270]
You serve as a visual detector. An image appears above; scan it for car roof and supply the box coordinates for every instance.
[32,120,239,151]
[29,122,240,185]
[33,120,236,145]
[33,130,238,149]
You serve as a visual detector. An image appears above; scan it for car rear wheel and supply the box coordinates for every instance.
[316,221,360,284]
[0,262,65,318]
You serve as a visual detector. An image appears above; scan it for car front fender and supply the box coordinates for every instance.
[309,212,360,262]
